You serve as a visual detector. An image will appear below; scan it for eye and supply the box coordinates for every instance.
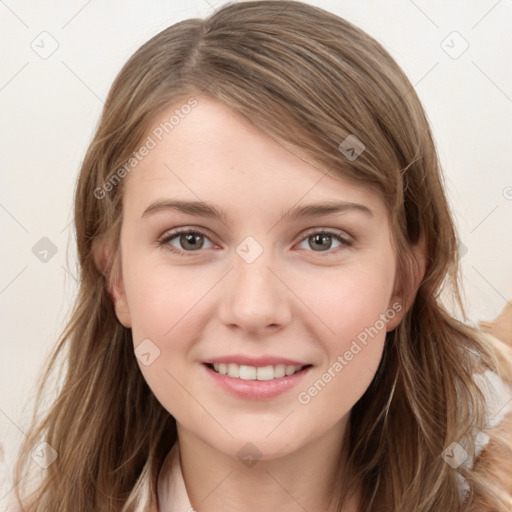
[158,227,353,257]
[296,229,352,253]
[159,228,215,256]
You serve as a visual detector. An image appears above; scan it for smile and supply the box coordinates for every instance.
[208,362,309,380]
[203,362,313,400]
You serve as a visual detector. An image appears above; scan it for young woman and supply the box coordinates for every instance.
[12,1,512,511]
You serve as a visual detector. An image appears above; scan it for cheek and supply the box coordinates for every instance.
[295,268,391,414]
[293,256,394,408]
[125,267,207,417]
[297,335,385,421]
[125,262,215,343]
[125,243,395,421]
[295,258,396,344]
[125,263,217,410]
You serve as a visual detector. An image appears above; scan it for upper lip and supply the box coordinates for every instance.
[204,355,310,367]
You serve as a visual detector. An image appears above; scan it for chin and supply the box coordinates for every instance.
[212,432,305,463]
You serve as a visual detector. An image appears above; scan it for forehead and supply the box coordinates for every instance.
[122,95,387,221]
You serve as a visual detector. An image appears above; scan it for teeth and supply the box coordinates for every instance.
[211,363,304,380]
[239,365,257,380]
[227,363,239,378]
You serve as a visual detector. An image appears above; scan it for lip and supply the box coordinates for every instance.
[202,362,313,400]
[204,354,309,367]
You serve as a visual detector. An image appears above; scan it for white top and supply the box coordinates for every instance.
[455,369,512,502]
[157,442,192,512]
[157,370,512,511]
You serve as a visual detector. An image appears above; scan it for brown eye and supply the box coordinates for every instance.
[179,232,204,251]
[297,229,352,253]
[308,233,335,251]
[159,229,215,255]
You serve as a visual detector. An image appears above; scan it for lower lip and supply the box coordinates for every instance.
[203,364,312,400]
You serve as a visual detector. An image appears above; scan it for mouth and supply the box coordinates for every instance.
[204,362,313,381]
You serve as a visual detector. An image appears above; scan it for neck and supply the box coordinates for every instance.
[174,417,360,512]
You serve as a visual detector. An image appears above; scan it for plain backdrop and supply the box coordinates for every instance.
[1,0,511,503]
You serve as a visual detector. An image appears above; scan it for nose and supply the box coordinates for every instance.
[218,249,292,335]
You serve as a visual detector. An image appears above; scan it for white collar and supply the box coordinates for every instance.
[157,442,193,512]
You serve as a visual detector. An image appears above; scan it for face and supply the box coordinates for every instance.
[110,95,407,460]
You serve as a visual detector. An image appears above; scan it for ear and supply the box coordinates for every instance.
[93,240,132,328]
[110,276,132,328]
[386,234,427,331]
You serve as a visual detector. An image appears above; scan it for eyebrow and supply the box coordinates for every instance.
[141,199,374,222]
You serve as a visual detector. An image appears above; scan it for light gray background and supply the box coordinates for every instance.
[1,0,511,504]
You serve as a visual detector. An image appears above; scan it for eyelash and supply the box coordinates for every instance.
[157,227,354,257]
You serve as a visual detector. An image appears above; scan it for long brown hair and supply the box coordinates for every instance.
[11,1,512,511]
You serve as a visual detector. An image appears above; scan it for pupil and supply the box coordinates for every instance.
[311,234,331,251]
[181,233,203,250]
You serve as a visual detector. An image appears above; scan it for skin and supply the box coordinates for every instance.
[110,95,423,512]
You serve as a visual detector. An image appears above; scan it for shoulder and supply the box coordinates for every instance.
[473,369,512,441]
[460,369,512,506]
[471,410,512,508]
